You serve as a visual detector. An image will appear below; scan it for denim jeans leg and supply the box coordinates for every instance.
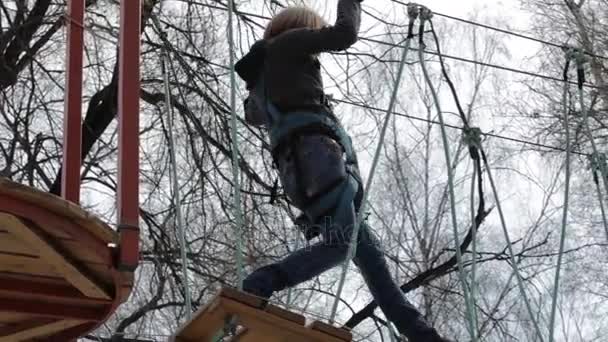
[353,223,443,341]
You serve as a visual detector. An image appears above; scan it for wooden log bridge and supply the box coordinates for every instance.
[171,288,353,342]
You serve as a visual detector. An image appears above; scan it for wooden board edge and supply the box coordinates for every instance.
[0,213,112,300]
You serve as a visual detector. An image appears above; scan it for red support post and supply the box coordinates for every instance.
[117,0,141,271]
[62,0,85,204]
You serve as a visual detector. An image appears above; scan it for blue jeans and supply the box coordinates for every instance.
[243,135,445,341]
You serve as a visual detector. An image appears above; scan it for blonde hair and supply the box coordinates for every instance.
[264,6,326,39]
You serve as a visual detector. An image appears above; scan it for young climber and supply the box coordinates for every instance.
[235,1,452,341]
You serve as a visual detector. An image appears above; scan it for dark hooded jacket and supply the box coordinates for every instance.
[235,0,362,124]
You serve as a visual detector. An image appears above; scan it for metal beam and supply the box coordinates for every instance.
[62,0,85,203]
[117,0,142,272]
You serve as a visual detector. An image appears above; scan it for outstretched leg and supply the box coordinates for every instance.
[243,179,447,341]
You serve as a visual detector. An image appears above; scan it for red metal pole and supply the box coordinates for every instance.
[62,0,84,203]
[117,0,141,271]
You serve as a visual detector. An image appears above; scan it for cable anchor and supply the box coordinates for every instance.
[463,126,482,160]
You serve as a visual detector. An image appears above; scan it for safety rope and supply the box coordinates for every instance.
[591,155,608,241]
[548,51,574,342]
[329,3,420,323]
[469,152,480,331]
[572,49,608,242]
[463,129,482,324]
[154,12,193,319]
[427,8,548,340]
[426,26,488,332]
[227,0,245,290]
[417,8,477,340]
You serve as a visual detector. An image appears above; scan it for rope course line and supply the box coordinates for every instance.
[227,0,246,291]
[329,4,419,324]
[592,166,608,242]
[56,13,601,159]
[423,7,547,340]
[571,48,608,243]
[161,33,194,320]
[187,3,603,90]
[417,9,477,340]
[359,36,601,89]
[548,50,574,342]
[153,5,193,319]
[389,0,608,61]
[333,98,592,157]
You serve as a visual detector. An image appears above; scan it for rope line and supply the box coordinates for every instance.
[425,8,546,340]
[572,49,608,244]
[389,0,608,61]
[333,98,592,157]
[227,0,245,291]
[469,157,480,331]
[359,36,601,90]
[548,52,574,342]
[153,10,193,319]
[417,10,477,340]
[186,3,602,90]
[593,171,608,242]
[329,5,419,323]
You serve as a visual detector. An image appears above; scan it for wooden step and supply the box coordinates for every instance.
[172,287,352,342]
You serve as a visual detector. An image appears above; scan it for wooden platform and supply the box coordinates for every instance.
[0,178,135,341]
[172,287,353,342]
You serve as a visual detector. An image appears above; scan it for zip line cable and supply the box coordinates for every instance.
[329,4,419,324]
[227,0,245,291]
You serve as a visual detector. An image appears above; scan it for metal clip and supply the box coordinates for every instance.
[463,126,482,149]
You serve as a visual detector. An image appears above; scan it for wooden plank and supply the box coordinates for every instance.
[0,271,67,286]
[0,318,56,339]
[0,312,30,324]
[0,276,110,307]
[0,254,60,278]
[0,297,104,321]
[1,198,114,261]
[221,299,341,342]
[0,231,105,264]
[0,177,116,243]
[0,243,115,282]
[307,321,352,341]
[0,214,111,299]
[173,288,350,342]
[266,304,306,326]
[176,296,225,341]
[0,319,85,341]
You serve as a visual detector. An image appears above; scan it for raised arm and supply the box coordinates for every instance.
[271,0,363,55]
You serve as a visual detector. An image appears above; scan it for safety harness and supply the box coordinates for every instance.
[248,61,362,239]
